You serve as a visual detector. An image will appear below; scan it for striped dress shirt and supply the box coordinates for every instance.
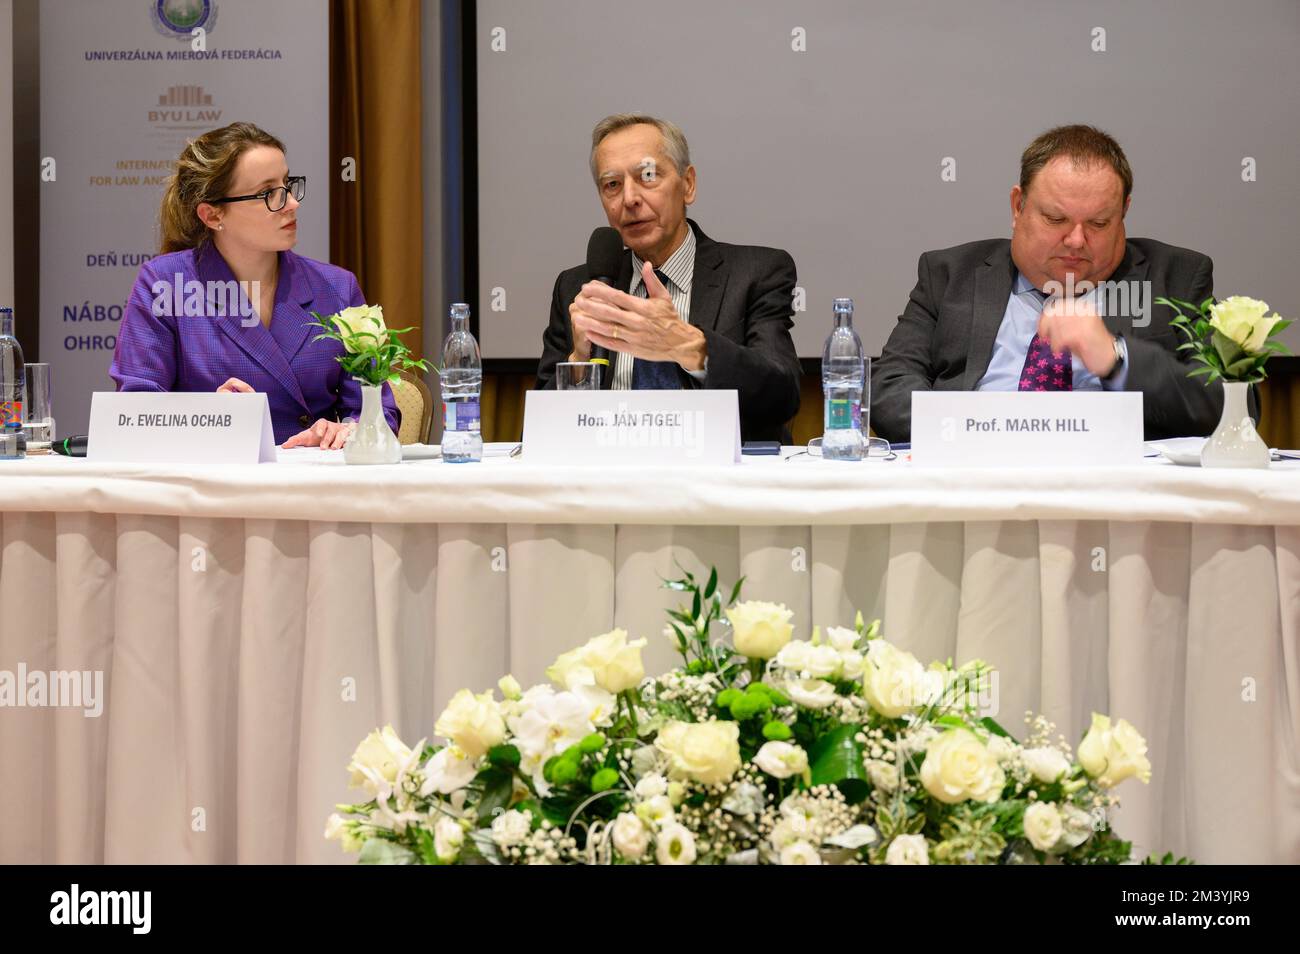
[612,227,706,389]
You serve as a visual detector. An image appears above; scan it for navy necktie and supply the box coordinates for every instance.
[631,268,683,390]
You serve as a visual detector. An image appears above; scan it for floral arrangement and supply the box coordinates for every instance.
[327,569,1165,865]
[308,304,429,387]
[1158,294,1291,383]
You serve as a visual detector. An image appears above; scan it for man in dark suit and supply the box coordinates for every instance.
[537,113,801,442]
[872,124,1235,443]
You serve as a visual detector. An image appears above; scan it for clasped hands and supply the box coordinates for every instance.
[567,261,707,371]
[1036,296,1120,378]
[216,377,355,449]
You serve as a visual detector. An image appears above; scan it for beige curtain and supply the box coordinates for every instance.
[330,0,425,361]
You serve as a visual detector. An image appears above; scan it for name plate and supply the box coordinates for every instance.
[522,389,741,466]
[910,391,1144,467]
[88,392,277,464]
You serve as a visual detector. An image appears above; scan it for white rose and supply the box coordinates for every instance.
[1208,296,1285,354]
[635,794,675,828]
[1077,713,1152,788]
[839,650,865,680]
[548,629,647,694]
[753,741,809,780]
[770,816,814,851]
[1022,746,1071,783]
[780,841,822,865]
[434,817,465,862]
[920,728,1006,804]
[861,640,941,719]
[611,812,651,860]
[824,626,859,653]
[1060,804,1096,848]
[725,601,794,659]
[491,809,532,848]
[434,689,506,759]
[867,760,899,792]
[885,834,930,865]
[419,745,478,795]
[655,720,742,786]
[1023,802,1064,852]
[634,773,668,799]
[776,640,841,678]
[347,725,415,795]
[784,678,837,710]
[655,823,697,865]
[775,640,814,673]
[332,304,389,353]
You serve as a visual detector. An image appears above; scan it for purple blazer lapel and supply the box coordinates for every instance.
[271,252,319,365]
[197,246,310,410]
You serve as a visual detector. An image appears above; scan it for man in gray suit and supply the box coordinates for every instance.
[871,124,1233,443]
[537,114,801,442]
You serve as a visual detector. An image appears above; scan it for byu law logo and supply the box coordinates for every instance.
[50,884,151,934]
[150,0,218,38]
[150,84,223,127]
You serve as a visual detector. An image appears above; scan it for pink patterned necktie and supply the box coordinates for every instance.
[1018,335,1072,391]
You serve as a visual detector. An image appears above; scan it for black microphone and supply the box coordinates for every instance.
[52,435,89,457]
[585,226,625,370]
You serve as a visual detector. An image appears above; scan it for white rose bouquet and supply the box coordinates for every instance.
[1158,294,1291,384]
[327,567,1180,865]
[308,303,429,387]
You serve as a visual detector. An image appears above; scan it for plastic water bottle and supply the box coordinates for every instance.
[440,302,482,463]
[822,297,866,461]
[0,307,26,460]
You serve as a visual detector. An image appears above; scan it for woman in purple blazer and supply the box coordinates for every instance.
[111,122,399,448]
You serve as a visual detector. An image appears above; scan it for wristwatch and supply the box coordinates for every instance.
[1102,334,1127,381]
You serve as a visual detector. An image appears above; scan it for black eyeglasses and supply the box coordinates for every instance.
[212,175,306,212]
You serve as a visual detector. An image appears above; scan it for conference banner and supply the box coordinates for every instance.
[39,0,328,434]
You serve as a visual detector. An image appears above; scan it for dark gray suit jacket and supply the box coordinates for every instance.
[537,220,802,443]
[871,237,1240,443]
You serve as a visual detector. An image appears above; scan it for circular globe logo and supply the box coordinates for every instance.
[153,0,214,36]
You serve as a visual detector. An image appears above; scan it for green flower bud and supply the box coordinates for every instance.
[730,694,769,720]
[560,744,584,765]
[551,759,580,785]
[579,733,606,754]
[590,768,620,792]
[686,659,708,675]
[762,720,793,741]
[542,756,560,783]
[716,688,741,709]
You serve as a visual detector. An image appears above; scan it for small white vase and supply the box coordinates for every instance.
[1200,381,1269,469]
[344,383,402,465]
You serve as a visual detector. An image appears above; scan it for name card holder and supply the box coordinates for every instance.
[522,390,741,466]
[910,391,1144,467]
[88,392,277,464]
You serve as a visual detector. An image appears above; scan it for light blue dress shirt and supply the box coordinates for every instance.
[976,271,1128,392]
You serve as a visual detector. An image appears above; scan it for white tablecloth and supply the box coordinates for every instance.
[1,448,1297,864]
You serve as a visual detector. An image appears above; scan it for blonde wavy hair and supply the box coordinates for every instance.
[158,121,285,253]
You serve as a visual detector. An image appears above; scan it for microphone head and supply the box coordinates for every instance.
[586,227,625,285]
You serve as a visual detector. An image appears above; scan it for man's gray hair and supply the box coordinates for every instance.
[589,113,692,183]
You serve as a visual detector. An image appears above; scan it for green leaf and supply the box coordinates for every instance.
[357,839,417,865]
[704,567,718,600]
[728,577,746,606]
[476,767,514,822]
[807,723,870,803]
[979,716,1014,739]
[487,744,521,768]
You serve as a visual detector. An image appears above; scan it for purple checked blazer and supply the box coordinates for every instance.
[110,245,400,444]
